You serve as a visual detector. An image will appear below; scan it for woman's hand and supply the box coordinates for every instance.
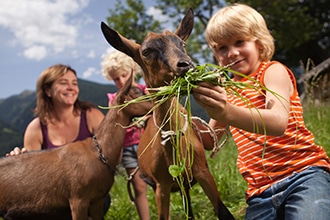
[5,147,27,157]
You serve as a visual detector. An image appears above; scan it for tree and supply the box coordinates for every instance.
[106,0,162,44]
[234,0,330,67]
[147,0,226,64]
[106,0,226,64]
[106,0,330,69]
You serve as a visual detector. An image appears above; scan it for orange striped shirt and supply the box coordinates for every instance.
[228,61,330,199]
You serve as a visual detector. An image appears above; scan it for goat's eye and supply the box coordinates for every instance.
[142,49,150,57]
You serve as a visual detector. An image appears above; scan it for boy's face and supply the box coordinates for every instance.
[212,38,262,76]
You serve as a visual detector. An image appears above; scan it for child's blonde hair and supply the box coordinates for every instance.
[206,3,274,62]
[101,50,141,81]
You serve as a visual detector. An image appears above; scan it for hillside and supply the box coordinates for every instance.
[0,120,24,156]
[0,78,209,156]
[0,79,114,156]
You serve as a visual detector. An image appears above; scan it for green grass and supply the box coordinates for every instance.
[106,138,247,220]
[1,104,328,220]
[105,139,245,220]
[302,103,330,148]
[105,102,330,220]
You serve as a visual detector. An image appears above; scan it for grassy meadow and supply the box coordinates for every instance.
[105,103,330,220]
[0,104,327,220]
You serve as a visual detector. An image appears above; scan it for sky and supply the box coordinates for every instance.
[0,0,158,99]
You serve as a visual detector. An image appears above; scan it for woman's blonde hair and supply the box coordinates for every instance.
[206,3,274,62]
[35,64,94,124]
[101,50,141,81]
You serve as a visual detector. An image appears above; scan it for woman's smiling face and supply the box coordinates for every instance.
[47,70,79,106]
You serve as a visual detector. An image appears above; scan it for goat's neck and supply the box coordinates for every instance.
[94,108,131,167]
[153,97,186,131]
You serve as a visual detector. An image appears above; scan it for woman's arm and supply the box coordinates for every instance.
[6,118,43,156]
[23,118,44,151]
[86,107,105,134]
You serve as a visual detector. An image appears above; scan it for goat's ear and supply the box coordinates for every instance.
[174,8,194,41]
[118,71,133,98]
[100,22,140,60]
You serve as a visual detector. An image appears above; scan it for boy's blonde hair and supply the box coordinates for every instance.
[206,3,274,62]
[101,50,141,81]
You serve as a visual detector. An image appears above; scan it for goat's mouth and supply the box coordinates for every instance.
[176,62,194,76]
[151,64,194,87]
[169,65,193,81]
[174,71,186,77]
[170,69,190,81]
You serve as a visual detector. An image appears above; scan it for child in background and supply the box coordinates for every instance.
[192,3,330,220]
[101,50,150,220]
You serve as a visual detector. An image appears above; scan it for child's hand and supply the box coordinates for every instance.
[192,82,228,121]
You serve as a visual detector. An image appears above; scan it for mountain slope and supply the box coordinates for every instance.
[0,78,209,156]
[0,79,114,156]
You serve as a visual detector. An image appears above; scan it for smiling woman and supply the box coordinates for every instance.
[6,64,111,218]
[7,64,104,151]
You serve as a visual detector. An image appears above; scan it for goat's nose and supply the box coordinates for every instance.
[177,60,191,68]
[177,60,193,75]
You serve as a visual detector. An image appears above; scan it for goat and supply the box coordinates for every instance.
[0,74,152,220]
[100,8,235,220]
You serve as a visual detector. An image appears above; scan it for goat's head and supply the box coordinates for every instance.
[114,73,152,119]
[101,8,194,88]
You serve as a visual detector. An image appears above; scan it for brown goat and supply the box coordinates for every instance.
[0,75,152,220]
[100,8,235,220]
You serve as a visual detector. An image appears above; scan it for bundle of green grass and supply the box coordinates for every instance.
[119,63,254,108]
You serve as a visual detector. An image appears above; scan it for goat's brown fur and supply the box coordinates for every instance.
[101,8,235,220]
[0,75,152,220]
